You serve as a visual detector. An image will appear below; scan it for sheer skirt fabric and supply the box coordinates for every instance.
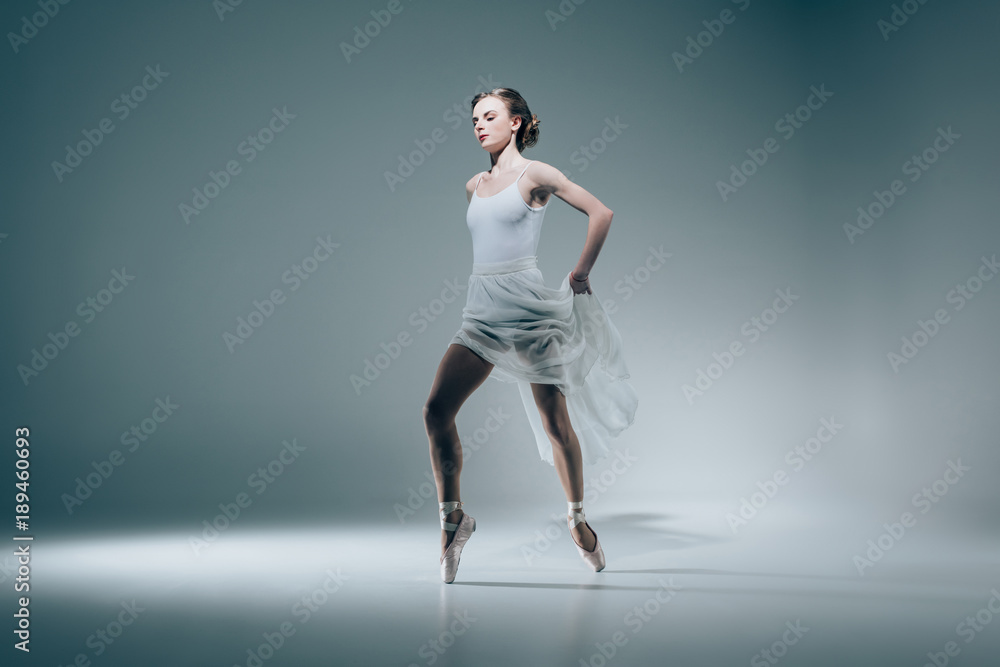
[450,255,638,466]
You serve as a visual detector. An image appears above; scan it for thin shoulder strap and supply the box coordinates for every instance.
[473,171,484,194]
[515,160,534,183]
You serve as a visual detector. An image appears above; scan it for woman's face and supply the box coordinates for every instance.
[472,97,515,150]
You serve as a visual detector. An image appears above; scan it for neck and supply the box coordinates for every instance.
[488,144,525,172]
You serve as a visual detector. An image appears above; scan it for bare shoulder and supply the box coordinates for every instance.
[526,160,613,217]
[465,171,485,203]
[522,160,567,193]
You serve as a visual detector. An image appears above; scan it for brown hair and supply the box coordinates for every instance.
[471,88,540,152]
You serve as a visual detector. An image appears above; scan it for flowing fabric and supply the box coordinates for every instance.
[450,254,638,466]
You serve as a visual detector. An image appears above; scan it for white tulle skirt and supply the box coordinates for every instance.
[450,255,638,466]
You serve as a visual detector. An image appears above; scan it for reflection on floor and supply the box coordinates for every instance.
[27,502,1000,666]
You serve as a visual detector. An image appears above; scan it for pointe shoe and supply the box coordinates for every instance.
[439,501,476,584]
[568,501,605,572]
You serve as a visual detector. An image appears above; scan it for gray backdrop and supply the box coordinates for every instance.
[2,0,997,547]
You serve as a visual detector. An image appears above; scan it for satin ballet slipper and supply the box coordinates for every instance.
[568,500,605,572]
[439,501,476,584]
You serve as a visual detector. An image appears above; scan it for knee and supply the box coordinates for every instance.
[422,401,453,436]
[542,415,573,447]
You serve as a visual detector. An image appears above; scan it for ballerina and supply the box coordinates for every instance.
[422,87,638,583]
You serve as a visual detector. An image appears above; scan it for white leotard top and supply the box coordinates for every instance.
[467,160,548,264]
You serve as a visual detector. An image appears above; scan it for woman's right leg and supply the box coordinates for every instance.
[422,343,494,554]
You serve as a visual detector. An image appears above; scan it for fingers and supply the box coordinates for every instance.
[568,270,592,295]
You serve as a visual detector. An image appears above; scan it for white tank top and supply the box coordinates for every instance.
[466,160,548,264]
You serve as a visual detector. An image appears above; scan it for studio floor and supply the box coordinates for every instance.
[26,501,1000,666]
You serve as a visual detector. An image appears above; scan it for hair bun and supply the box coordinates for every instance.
[523,113,540,149]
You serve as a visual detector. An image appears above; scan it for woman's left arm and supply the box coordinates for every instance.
[531,162,614,279]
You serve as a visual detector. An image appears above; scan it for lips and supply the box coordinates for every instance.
[479,134,488,141]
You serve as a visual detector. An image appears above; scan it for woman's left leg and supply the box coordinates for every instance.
[530,382,597,552]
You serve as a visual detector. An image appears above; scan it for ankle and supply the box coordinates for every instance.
[442,508,463,525]
[439,500,464,531]
[567,500,587,528]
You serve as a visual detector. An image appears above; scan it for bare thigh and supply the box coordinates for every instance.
[424,343,495,424]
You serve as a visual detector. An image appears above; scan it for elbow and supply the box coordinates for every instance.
[603,208,614,224]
